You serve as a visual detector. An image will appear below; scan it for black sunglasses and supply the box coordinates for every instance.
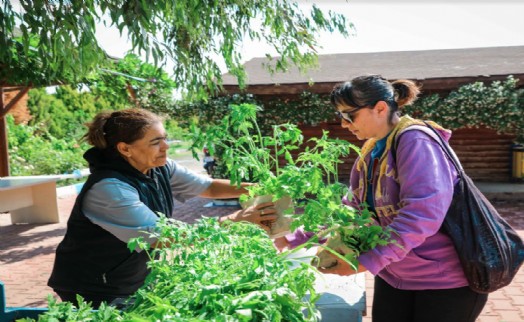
[335,108,361,123]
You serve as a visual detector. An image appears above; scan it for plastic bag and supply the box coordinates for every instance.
[240,194,293,239]
[441,173,524,293]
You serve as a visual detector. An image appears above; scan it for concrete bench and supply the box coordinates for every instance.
[0,177,59,224]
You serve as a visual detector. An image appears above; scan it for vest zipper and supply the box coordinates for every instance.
[102,273,107,284]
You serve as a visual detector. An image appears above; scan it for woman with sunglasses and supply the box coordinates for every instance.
[278,75,488,321]
[328,75,488,321]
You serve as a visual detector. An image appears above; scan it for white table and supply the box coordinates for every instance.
[0,177,59,224]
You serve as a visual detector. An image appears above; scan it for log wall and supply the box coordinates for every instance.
[295,122,516,183]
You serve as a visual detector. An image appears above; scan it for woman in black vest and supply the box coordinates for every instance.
[48,108,276,308]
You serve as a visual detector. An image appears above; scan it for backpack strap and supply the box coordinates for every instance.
[392,122,463,174]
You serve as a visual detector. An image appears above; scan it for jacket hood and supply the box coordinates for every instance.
[83,147,146,178]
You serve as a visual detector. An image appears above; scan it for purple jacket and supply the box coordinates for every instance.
[348,119,468,290]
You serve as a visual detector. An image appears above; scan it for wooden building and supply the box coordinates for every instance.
[221,46,524,182]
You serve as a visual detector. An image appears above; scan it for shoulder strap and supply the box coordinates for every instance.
[392,122,464,174]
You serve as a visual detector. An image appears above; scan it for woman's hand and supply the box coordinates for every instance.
[317,254,367,276]
[273,236,290,252]
[219,201,277,232]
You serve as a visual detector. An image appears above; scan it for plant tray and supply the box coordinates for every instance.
[0,281,48,322]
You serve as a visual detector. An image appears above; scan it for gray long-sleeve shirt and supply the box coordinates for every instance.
[83,159,212,244]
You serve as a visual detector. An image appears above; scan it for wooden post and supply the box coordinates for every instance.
[0,88,8,176]
[0,116,8,177]
[0,86,31,177]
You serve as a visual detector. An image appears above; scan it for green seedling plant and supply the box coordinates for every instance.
[17,295,121,322]
[123,216,320,321]
[189,103,302,198]
[190,103,349,201]
[22,216,321,321]
[189,103,393,269]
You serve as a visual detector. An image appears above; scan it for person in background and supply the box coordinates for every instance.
[203,147,216,176]
[279,75,488,322]
[48,108,276,308]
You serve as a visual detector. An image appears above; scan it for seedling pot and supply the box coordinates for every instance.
[241,194,293,239]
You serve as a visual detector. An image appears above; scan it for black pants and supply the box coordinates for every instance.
[204,161,215,175]
[372,276,488,322]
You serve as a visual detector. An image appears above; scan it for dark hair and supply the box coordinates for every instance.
[330,74,420,123]
[83,108,162,149]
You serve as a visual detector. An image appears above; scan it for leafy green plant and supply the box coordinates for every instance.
[6,115,88,177]
[17,295,121,322]
[23,217,321,321]
[188,103,392,267]
[189,104,345,199]
[175,76,524,143]
[125,217,320,321]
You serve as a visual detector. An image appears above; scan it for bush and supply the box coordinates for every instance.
[7,115,87,176]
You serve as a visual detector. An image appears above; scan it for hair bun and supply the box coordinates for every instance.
[392,80,420,107]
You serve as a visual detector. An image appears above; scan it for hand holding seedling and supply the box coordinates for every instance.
[309,229,368,276]
[318,258,367,276]
[191,104,392,265]
[219,201,277,232]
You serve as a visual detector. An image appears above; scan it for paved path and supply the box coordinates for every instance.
[1,156,524,321]
[364,199,524,322]
[0,194,236,308]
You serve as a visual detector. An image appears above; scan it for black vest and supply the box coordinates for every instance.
[48,148,174,297]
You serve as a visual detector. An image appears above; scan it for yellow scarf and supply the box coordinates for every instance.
[356,115,448,199]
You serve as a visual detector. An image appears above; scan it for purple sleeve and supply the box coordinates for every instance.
[357,132,456,275]
[284,228,328,249]
[284,228,317,248]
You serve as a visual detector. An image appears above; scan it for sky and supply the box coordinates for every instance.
[96,0,524,68]
[292,0,524,54]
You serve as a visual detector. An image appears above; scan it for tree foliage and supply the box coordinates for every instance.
[6,52,186,176]
[86,53,176,113]
[27,86,115,139]
[1,0,350,98]
[174,77,524,143]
